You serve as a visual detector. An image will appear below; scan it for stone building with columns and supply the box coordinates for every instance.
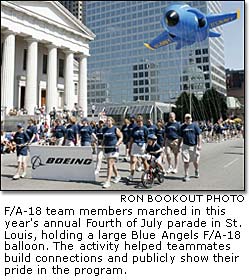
[1,1,95,116]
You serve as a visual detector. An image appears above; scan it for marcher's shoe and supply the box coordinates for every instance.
[137,166,143,172]
[166,166,173,173]
[126,175,134,182]
[194,170,200,178]
[13,174,20,180]
[171,168,178,174]
[183,175,190,182]
[102,181,111,188]
[113,176,121,184]
[20,172,26,178]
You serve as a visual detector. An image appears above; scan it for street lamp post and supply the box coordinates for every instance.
[189,75,192,116]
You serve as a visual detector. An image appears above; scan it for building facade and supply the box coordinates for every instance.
[59,1,85,23]
[86,1,227,106]
[1,1,95,116]
[226,69,244,117]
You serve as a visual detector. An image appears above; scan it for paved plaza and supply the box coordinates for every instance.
[1,137,244,191]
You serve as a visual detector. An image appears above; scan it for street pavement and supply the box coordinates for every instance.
[1,137,244,191]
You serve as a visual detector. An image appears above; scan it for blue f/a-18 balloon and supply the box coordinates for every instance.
[144,4,240,50]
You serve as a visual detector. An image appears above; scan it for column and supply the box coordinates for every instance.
[78,54,88,117]
[25,38,38,114]
[46,44,58,113]
[64,50,74,110]
[1,31,16,113]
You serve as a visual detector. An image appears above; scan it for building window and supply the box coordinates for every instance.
[133,88,138,94]
[196,57,201,63]
[139,64,143,70]
[195,49,201,55]
[139,72,144,78]
[139,80,144,85]
[74,83,78,95]
[204,74,210,80]
[139,88,144,93]
[133,96,138,101]
[23,49,27,70]
[133,81,138,86]
[205,83,210,89]
[203,48,208,54]
[42,55,47,74]
[133,73,138,78]
[133,65,137,71]
[203,57,209,63]
[59,59,64,78]
[203,65,209,71]
[145,95,149,101]
[145,72,148,77]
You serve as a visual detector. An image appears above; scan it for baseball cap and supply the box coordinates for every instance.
[148,134,157,140]
[17,123,23,128]
[185,114,192,119]
[82,118,88,122]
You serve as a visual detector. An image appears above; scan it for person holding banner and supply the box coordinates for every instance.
[51,119,66,146]
[102,117,123,188]
[12,123,30,180]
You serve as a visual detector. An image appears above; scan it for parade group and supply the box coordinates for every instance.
[1,109,243,188]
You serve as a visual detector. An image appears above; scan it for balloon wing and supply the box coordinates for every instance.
[144,30,175,50]
[207,10,240,29]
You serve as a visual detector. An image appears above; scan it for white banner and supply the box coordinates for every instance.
[29,145,96,182]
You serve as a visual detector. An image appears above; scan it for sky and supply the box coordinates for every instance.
[221,1,244,70]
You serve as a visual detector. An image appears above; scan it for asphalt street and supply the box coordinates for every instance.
[1,137,244,191]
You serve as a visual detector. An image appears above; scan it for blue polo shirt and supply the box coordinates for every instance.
[103,126,118,153]
[165,122,181,140]
[26,125,38,143]
[14,131,30,156]
[54,125,66,139]
[121,124,129,144]
[79,125,93,143]
[156,128,165,147]
[131,126,148,146]
[66,124,78,141]
[128,122,137,139]
[95,126,104,145]
[180,123,201,146]
[147,124,157,135]
[146,142,162,158]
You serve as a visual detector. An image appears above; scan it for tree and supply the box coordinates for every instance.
[174,91,203,122]
[201,88,228,122]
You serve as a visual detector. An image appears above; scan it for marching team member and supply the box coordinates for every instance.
[127,115,148,181]
[164,112,181,174]
[121,118,130,161]
[179,113,202,182]
[13,123,30,180]
[65,116,79,146]
[156,121,165,148]
[26,118,39,144]
[146,119,157,135]
[52,119,66,146]
[102,117,123,188]
[95,120,105,176]
[78,118,97,147]
[146,134,165,173]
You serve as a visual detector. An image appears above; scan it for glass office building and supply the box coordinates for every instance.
[86,1,227,105]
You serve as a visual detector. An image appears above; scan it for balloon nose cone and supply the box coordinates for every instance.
[166,10,179,26]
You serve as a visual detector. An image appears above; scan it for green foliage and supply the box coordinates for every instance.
[174,88,228,122]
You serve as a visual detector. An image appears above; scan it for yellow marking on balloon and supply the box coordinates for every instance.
[144,43,155,50]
